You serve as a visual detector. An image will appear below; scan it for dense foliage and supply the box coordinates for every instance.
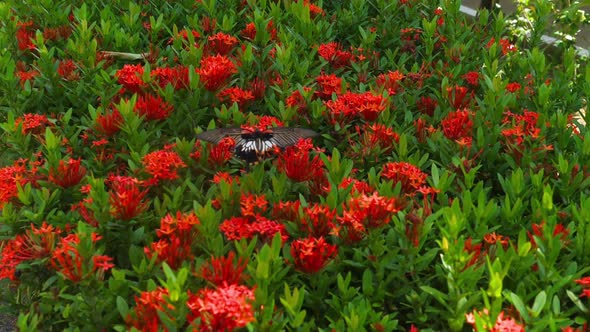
[1,0,590,331]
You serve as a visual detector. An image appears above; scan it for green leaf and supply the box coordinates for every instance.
[116,296,129,318]
[531,291,546,317]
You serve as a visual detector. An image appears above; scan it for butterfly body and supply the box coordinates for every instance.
[197,127,318,163]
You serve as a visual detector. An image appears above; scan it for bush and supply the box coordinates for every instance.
[1,0,589,330]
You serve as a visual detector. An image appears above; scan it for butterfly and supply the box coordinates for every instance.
[197,126,319,163]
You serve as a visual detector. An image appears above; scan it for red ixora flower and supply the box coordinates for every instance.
[151,65,189,90]
[506,82,521,93]
[134,93,174,121]
[462,71,480,86]
[142,147,186,184]
[315,73,343,100]
[353,123,400,157]
[48,158,87,188]
[217,87,255,108]
[206,32,238,55]
[208,136,236,167]
[115,64,146,93]
[144,211,201,269]
[95,108,123,136]
[466,309,525,332]
[0,159,39,209]
[16,21,36,51]
[187,284,256,331]
[276,139,325,183]
[220,215,289,243]
[381,162,428,195]
[528,221,570,248]
[196,54,238,91]
[291,236,338,273]
[376,70,405,96]
[446,85,472,109]
[198,251,249,286]
[441,108,473,144]
[501,110,541,146]
[14,113,50,135]
[50,233,113,283]
[107,175,150,220]
[317,42,354,68]
[297,203,337,237]
[486,37,518,55]
[0,222,60,281]
[241,23,257,40]
[575,277,590,298]
[56,59,80,81]
[325,91,388,123]
[126,287,174,331]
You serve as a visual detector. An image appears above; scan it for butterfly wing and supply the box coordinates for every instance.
[196,127,243,144]
[270,127,319,148]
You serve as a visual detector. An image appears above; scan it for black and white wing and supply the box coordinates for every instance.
[196,127,243,144]
[269,127,319,148]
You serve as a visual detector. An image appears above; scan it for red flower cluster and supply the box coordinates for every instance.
[144,211,201,269]
[206,32,238,55]
[196,54,238,91]
[198,251,249,286]
[0,222,60,281]
[446,85,472,109]
[48,158,87,188]
[16,21,36,51]
[298,203,337,237]
[142,147,186,184]
[151,65,190,90]
[463,233,510,268]
[466,309,524,332]
[14,113,50,135]
[134,93,174,121]
[501,110,541,146]
[241,23,257,40]
[50,233,114,283]
[486,37,518,55]
[462,71,480,86]
[381,162,428,195]
[187,283,256,331]
[286,87,313,115]
[376,70,404,96]
[339,177,374,195]
[315,73,343,100]
[317,42,355,68]
[115,64,146,93]
[337,192,404,242]
[57,59,80,81]
[325,91,388,123]
[575,277,590,298]
[353,123,400,157]
[441,108,473,145]
[208,136,236,167]
[220,194,288,243]
[71,185,99,227]
[276,139,325,183]
[168,28,201,46]
[217,87,255,107]
[506,82,521,93]
[0,159,39,209]
[291,236,338,273]
[107,175,149,220]
[95,109,123,136]
[126,287,174,331]
[528,221,569,248]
